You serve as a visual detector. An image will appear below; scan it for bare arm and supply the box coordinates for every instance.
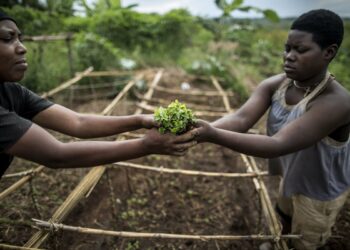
[197,92,349,158]
[33,104,154,139]
[5,123,198,169]
[212,74,284,132]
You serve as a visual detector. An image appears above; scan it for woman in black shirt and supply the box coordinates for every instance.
[0,11,197,176]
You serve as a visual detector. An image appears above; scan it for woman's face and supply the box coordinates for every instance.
[283,30,328,82]
[0,20,27,82]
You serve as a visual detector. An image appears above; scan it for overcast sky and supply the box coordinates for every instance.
[121,0,350,18]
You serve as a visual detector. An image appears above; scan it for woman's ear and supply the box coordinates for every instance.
[323,44,338,61]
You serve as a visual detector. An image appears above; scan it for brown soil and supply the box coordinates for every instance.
[1,69,349,250]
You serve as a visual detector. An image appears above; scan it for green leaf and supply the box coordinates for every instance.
[263,9,280,22]
[227,0,244,12]
[237,6,252,12]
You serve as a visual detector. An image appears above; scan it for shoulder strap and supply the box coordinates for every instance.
[272,75,291,101]
[303,72,332,103]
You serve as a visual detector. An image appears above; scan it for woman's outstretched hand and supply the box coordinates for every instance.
[139,114,158,129]
[193,119,216,143]
[143,128,199,156]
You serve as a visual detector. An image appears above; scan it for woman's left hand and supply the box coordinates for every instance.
[140,114,158,129]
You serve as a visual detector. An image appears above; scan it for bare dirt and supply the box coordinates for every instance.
[1,69,349,250]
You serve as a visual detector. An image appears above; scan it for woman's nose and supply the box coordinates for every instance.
[15,40,27,54]
[284,50,295,61]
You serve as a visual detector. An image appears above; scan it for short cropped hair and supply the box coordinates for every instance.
[291,9,344,49]
[0,9,17,24]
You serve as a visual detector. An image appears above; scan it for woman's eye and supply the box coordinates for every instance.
[297,48,308,53]
[0,37,12,42]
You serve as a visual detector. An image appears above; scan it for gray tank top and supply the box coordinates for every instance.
[267,72,350,201]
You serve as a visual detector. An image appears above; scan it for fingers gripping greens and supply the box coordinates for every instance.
[154,100,196,134]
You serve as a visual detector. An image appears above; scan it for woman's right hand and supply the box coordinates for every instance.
[194,119,217,143]
[142,128,198,156]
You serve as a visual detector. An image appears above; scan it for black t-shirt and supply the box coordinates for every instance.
[0,82,53,177]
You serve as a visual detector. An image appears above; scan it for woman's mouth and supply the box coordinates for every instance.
[283,64,296,73]
[14,59,28,70]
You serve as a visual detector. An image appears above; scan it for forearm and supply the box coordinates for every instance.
[211,115,250,133]
[34,105,147,138]
[208,128,284,158]
[36,139,149,168]
[76,114,143,138]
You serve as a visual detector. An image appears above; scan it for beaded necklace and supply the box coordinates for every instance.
[293,80,319,97]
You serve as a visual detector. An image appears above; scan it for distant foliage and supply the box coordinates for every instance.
[4,2,350,97]
[329,22,350,90]
[3,5,64,35]
[22,41,71,92]
[74,32,121,71]
[84,9,205,60]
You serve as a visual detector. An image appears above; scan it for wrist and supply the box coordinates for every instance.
[140,137,153,154]
[134,115,144,128]
[207,127,218,143]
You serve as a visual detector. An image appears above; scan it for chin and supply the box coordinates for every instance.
[11,73,26,82]
[284,71,296,80]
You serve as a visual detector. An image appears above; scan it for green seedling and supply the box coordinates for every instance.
[154,100,196,134]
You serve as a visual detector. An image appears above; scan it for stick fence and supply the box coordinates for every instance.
[0,69,295,249]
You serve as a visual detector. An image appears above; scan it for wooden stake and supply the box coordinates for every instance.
[0,244,44,250]
[154,85,234,97]
[136,102,228,117]
[0,166,45,201]
[112,162,268,178]
[32,218,301,241]
[41,67,93,99]
[25,70,163,248]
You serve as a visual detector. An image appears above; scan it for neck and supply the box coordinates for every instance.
[294,70,327,88]
[292,71,329,97]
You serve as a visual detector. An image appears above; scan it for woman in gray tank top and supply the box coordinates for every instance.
[194,9,350,250]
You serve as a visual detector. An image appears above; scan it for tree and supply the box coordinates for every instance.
[0,0,75,16]
[215,0,279,22]
[78,0,138,16]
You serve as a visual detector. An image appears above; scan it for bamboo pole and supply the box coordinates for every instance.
[0,166,45,201]
[211,79,289,250]
[2,169,37,178]
[84,71,135,77]
[211,76,233,112]
[136,102,227,117]
[32,218,301,241]
[41,67,93,99]
[133,89,227,112]
[242,150,288,249]
[102,74,144,116]
[65,33,74,77]
[70,81,125,90]
[24,70,163,248]
[23,34,73,42]
[112,162,269,178]
[134,70,164,115]
[0,244,45,250]
[249,156,284,238]
[154,85,235,97]
[120,132,143,138]
[24,167,106,247]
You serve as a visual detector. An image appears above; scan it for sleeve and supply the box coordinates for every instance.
[18,84,54,120]
[0,105,32,152]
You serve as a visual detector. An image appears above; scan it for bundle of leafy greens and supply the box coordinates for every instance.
[154,100,196,134]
